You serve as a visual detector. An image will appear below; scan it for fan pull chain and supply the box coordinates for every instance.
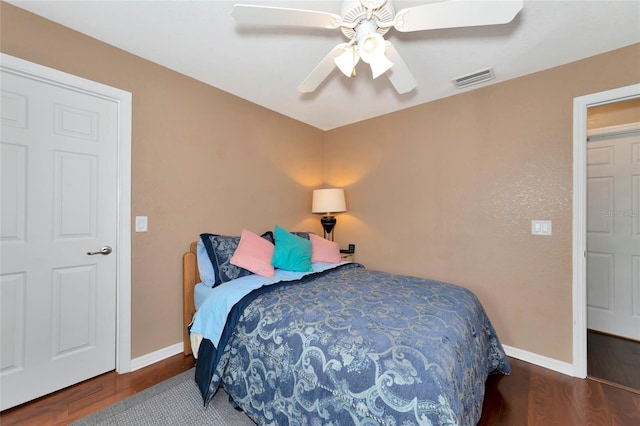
[352,47,357,77]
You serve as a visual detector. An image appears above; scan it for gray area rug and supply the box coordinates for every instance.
[72,368,255,425]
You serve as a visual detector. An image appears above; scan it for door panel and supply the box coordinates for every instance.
[587,176,614,234]
[0,69,118,409]
[586,252,613,310]
[54,152,98,238]
[0,273,26,375]
[52,265,97,357]
[587,131,640,341]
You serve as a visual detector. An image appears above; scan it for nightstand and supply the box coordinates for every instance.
[340,244,355,262]
[340,253,354,262]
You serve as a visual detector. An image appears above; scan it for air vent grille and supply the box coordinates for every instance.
[453,67,495,89]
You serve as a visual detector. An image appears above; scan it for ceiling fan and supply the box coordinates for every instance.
[232,0,523,94]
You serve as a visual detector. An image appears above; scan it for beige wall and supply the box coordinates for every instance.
[324,43,640,362]
[1,3,324,357]
[588,98,640,129]
[4,2,640,364]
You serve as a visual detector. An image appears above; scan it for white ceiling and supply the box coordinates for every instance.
[9,0,640,130]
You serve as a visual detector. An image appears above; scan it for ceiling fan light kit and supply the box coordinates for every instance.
[356,23,393,79]
[334,46,359,77]
[232,0,523,94]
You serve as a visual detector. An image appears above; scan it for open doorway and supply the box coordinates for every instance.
[585,99,640,391]
[572,83,640,384]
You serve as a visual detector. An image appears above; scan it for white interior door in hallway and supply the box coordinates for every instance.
[586,124,640,341]
[1,58,128,410]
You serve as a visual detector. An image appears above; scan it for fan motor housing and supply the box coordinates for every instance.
[340,0,394,39]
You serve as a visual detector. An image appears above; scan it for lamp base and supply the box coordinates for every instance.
[320,215,337,241]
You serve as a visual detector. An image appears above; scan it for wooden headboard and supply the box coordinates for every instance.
[182,241,200,355]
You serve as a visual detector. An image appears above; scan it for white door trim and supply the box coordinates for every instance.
[1,53,132,373]
[587,122,640,139]
[572,83,640,378]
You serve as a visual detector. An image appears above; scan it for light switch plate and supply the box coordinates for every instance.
[531,220,552,236]
[135,216,148,232]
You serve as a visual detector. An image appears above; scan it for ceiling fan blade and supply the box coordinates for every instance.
[232,4,343,29]
[394,0,523,32]
[384,42,417,94]
[298,43,350,93]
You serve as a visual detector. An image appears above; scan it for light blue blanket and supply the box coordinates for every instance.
[190,262,348,350]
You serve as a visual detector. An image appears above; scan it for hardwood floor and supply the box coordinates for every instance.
[588,329,640,392]
[480,357,640,425]
[2,354,639,425]
[0,354,195,426]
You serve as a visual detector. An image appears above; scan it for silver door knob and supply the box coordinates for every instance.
[87,246,112,255]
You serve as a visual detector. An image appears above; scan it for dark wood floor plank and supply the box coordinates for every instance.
[588,330,640,391]
[479,358,532,425]
[601,384,640,425]
[0,353,195,426]
[528,365,567,425]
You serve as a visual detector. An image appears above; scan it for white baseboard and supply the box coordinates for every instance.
[503,344,575,377]
[130,342,183,372]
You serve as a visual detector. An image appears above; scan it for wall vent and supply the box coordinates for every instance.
[453,67,495,89]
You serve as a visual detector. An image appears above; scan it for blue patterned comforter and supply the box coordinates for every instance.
[196,263,510,425]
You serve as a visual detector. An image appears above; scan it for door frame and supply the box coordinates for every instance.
[1,53,132,373]
[572,83,640,378]
[586,122,640,340]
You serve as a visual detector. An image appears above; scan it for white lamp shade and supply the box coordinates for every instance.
[368,54,393,79]
[357,32,393,78]
[334,46,360,77]
[312,188,346,214]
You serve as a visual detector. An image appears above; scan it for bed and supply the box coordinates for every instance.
[183,229,510,425]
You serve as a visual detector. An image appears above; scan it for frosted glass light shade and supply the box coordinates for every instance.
[369,54,393,79]
[312,188,346,214]
[358,33,384,62]
[357,32,393,79]
[335,47,360,77]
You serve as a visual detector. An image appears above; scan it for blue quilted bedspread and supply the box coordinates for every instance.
[196,263,510,425]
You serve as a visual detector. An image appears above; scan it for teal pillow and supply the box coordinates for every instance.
[271,225,313,272]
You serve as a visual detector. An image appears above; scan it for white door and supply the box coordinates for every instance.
[586,126,640,341]
[1,65,119,409]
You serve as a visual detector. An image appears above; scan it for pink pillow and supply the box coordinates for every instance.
[230,229,275,278]
[309,233,341,263]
